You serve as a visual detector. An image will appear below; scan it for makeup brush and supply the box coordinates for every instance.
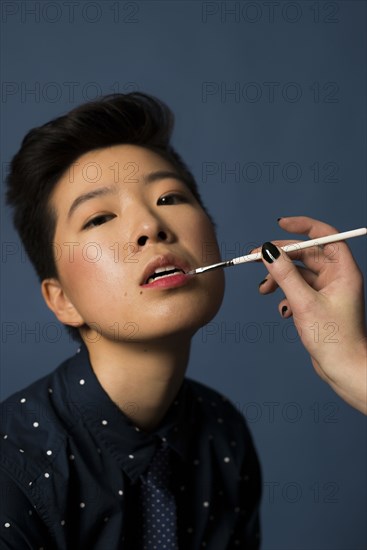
[187,227,367,276]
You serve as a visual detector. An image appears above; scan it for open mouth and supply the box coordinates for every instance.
[145,265,186,285]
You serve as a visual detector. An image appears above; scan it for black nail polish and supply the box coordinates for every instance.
[258,279,267,288]
[262,242,280,263]
[281,305,288,316]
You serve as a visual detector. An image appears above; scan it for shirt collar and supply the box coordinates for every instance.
[58,344,192,483]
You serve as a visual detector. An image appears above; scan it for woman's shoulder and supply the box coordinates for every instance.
[0,354,77,485]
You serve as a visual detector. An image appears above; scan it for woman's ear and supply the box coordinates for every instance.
[41,278,84,327]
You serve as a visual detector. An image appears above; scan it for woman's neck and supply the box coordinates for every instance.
[83,334,191,432]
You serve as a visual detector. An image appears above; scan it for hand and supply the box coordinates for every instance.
[255,216,367,414]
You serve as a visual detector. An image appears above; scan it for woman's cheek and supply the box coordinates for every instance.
[58,247,111,295]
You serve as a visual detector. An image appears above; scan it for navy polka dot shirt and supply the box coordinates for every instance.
[0,345,261,549]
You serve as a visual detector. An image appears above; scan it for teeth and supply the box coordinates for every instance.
[146,266,185,284]
[153,265,176,275]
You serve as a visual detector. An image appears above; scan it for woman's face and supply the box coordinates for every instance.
[48,144,225,344]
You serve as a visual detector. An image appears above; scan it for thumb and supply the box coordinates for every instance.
[261,241,316,312]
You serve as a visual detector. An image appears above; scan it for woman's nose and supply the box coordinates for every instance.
[132,209,176,248]
[137,230,169,247]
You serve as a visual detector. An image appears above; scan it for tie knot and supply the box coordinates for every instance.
[144,441,172,488]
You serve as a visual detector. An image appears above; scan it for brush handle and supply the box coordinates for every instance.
[232,227,367,265]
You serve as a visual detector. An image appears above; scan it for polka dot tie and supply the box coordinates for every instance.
[140,441,179,549]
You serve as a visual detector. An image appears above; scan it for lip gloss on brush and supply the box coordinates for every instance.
[187,227,367,276]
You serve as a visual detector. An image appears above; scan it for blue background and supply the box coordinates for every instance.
[1,1,366,548]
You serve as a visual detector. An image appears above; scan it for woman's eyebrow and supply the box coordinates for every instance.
[143,170,189,186]
[67,186,116,220]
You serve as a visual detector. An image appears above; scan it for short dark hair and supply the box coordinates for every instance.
[6,92,212,342]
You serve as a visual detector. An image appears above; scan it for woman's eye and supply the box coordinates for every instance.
[83,214,114,229]
[157,193,189,206]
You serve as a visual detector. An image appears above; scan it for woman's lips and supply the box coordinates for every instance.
[140,272,190,289]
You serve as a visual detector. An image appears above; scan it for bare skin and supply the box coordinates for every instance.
[255,216,367,414]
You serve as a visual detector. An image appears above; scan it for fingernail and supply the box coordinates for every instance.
[262,242,281,263]
[281,305,288,316]
[258,278,267,288]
